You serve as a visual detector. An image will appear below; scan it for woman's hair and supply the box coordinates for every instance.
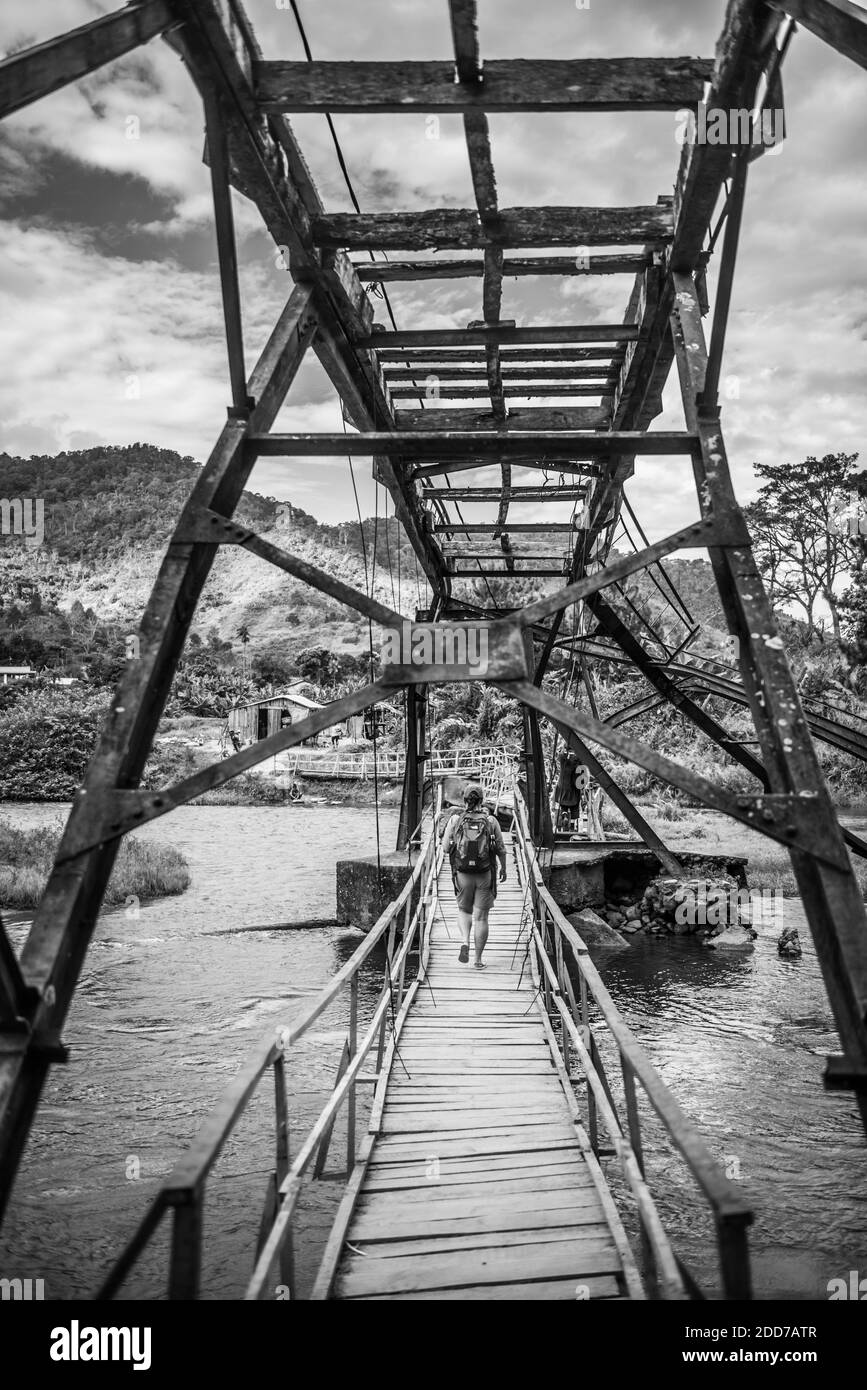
[463,783,484,807]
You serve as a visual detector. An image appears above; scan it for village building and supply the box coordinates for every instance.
[226,687,324,747]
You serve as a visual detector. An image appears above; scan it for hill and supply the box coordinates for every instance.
[0,443,745,683]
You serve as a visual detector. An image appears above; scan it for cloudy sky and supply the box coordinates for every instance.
[1,0,865,547]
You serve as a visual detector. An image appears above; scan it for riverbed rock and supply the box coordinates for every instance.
[704,923,757,950]
[567,909,630,951]
[777,926,803,959]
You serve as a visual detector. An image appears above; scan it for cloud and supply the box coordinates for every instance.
[0,220,338,461]
[1,0,865,548]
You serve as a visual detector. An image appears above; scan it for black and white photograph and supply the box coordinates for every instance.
[0,0,866,1351]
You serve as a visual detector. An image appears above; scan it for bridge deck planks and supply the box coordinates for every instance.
[332,838,640,1300]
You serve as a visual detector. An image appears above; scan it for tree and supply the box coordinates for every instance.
[237,623,251,681]
[743,453,864,645]
[293,645,342,687]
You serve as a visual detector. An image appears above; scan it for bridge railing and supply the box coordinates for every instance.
[97,803,446,1301]
[280,744,516,783]
[512,791,753,1301]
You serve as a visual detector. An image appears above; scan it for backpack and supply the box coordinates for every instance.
[452,811,492,875]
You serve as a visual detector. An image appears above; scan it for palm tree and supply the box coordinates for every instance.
[237,624,251,684]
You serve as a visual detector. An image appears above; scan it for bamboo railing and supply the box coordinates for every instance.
[512,789,754,1300]
[283,744,516,782]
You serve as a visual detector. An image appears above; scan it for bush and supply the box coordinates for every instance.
[0,817,189,908]
[0,688,109,799]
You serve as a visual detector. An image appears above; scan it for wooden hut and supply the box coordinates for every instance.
[226,688,324,748]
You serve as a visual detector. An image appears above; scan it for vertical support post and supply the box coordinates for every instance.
[578,972,598,1151]
[168,1194,202,1300]
[347,974,358,1173]
[521,632,554,847]
[273,1048,294,1295]
[202,82,249,414]
[621,1058,644,1174]
[397,685,425,850]
[622,1055,657,1293]
[554,924,567,1060]
[717,1216,753,1300]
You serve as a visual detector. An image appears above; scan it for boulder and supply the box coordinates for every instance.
[567,908,630,951]
[778,926,803,959]
[704,924,757,950]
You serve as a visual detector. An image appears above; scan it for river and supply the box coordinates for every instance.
[0,801,865,1301]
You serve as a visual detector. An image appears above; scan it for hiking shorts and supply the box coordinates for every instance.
[454,871,495,914]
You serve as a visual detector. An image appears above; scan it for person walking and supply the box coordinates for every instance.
[441,784,507,968]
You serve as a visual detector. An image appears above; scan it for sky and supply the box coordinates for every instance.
[1,0,866,547]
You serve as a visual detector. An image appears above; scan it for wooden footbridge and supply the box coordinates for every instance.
[96,788,750,1301]
[2,0,867,1298]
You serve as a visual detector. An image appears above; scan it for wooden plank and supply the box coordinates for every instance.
[370,1136,579,1164]
[361,1168,590,1198]
[346,1225,616,1261]
[380,1112,567,1134]
[336,1237,622,1297]
[437,487,587,500]
[385,366,617,381]
[364,1150,586,1178]
[390,383,610,399]
[313,207,673,251]
[355,254,647,282]
[0,0,174,119]
[395,406,609,430]
[254,57,714,111]
[353,1274,622,1300]
[357,1188,599,1219]
[366,325,637,349]
[375,347,624,362]
[354,1202,605,1239]
[252,430,696,458]
[769,0,867,70]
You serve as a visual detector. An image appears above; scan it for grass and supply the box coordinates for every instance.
[0,817,190,910]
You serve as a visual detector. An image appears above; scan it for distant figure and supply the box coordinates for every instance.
[440,784,507,969]
[331,731,340,749]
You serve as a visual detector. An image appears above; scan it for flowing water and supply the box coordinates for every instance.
[0,801,865,1301]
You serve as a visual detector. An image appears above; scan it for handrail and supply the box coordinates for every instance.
[97,809,442,1300]
[511,788,753,1300]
